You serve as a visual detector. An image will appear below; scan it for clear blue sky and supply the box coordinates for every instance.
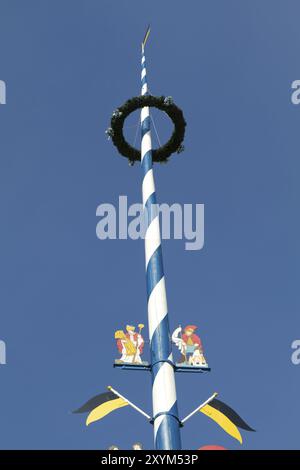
[0,0,299,450]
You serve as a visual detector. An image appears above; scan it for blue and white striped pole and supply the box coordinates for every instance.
[140,41,182,450]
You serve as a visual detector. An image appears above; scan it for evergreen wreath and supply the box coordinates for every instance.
[107,95,186,163]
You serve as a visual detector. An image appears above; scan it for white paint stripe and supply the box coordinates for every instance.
[141,131,152,159]
[148,276,168,340]
[153,415,164,440]
[142,83,148,95]
[152,362,177,415]
[141,68,146,80]
[142,169,155,206]
[142,55,145,64]
[145,216,161,269]
[141,106,149,123]
[153,354,176,441]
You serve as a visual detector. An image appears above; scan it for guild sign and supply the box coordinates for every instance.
[114,324,148,365]
[172,325,208,368]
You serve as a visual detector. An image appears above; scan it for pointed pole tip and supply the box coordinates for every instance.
[142,25,151,49]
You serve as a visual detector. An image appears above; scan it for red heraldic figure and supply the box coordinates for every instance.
[181,325,202,350]
[172,325,208,367]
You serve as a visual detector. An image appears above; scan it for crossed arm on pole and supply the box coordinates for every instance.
[108,386,218,425]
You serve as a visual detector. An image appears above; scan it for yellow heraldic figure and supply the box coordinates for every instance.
[115,324,145,364]
[199,397,255,444]
[115,330,136,355]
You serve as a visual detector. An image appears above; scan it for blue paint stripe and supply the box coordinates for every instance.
[153,392,181,449]
[141,150,152,173]
[150,315,172,362]
[155,414,182,450]
[141,76,147,87]
[168,401,180,418]
[141,116,151,138]
[144,192,157,227]
[146,245,164,299]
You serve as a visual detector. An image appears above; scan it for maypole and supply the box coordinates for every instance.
[74,26,255,452]
[140,38,181,450]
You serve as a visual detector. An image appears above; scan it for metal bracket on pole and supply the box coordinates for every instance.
[175,365,211,373]
[113,361,211,373]
[113,362,151,371]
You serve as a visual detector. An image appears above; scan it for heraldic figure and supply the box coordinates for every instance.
[172,325,208,367]
[114,324,146,364]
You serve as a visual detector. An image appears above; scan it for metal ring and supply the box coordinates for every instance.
[150,411,183,427]
[150,359,175,370]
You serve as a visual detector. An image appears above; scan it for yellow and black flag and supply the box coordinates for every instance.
[73,390,128,426]
[200,398,255,444]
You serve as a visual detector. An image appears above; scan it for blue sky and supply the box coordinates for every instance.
[0,0,299,450]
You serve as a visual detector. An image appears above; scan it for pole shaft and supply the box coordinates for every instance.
[140,45,182,450]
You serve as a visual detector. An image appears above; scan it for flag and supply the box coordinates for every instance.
[73,390,128,426]
[199,398,255,444]
[142,25,151,48]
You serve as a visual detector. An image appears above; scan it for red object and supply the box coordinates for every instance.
[116,339,123,353]
[184,325,198,331]
[182,333,202,350]
[199,445,227,450]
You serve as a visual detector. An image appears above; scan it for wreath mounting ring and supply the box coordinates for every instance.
[106,95,186,164]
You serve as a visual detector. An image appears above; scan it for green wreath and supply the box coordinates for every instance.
[106,95,186,163]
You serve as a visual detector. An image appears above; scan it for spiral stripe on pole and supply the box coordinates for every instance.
[140,45,182,450]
